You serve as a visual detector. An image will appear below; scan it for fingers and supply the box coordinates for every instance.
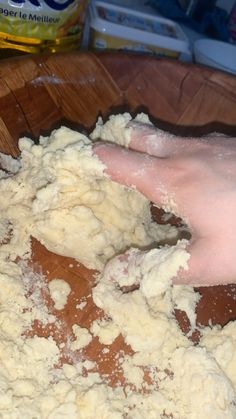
[128,121,210,158]
[94,142,171,207]
[92,114,210,159]
[128,122,177,157]
[173,239,207,285]
[174,238,235,286]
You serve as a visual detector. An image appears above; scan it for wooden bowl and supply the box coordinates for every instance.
[1,50,236,373]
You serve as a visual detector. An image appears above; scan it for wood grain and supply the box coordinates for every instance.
[0,51,236,378]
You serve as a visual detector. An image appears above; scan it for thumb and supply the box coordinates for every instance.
[94,142,171,207]
[174,237,231,286]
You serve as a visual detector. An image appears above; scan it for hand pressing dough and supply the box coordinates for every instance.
[0,118,176,269]
[0,113,234,418]
[90,112,152,147]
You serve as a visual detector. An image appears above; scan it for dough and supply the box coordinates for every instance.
[200,321,236,390]
[48,278,71,310]
[70,325,92,351]
[0,113,234,418]
[90,318,120,345]
[0,121,176,269]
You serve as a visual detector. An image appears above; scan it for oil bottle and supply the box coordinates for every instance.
[0,0,89,56]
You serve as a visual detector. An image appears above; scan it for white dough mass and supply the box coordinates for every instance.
[0,117,176,269]
[0,113,235,418]
[48,278,71,310]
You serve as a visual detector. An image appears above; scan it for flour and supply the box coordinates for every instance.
[0,113,234,418]
[76,301,87,310]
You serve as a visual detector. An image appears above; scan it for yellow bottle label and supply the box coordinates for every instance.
[0,0,88,51]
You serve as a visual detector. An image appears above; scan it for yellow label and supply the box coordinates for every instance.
[90,30,179,58]
[0,0,88,41]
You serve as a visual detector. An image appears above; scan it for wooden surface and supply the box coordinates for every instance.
[1,51,236,377]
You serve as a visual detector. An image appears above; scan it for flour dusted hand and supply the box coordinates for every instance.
[94,115,236,286]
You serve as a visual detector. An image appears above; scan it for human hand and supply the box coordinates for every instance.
[94,120,236,286]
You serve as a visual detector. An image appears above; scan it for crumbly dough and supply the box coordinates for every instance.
[90,112,152,147]
[0,113,235,418]
[0,121,176,269]
[90,318,120,345]
[172,284,201,330]
[48,278,71,310]
[200,321,236,390]
[70,324,92,351]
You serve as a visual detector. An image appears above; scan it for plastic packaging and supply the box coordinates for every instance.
[0,0,88,55]
[194,38,236,75]
[89,0,191,60]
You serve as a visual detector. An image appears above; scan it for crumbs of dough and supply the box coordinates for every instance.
[90,318,120,345]
[48,278,71,310]
[70,324,92,351]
